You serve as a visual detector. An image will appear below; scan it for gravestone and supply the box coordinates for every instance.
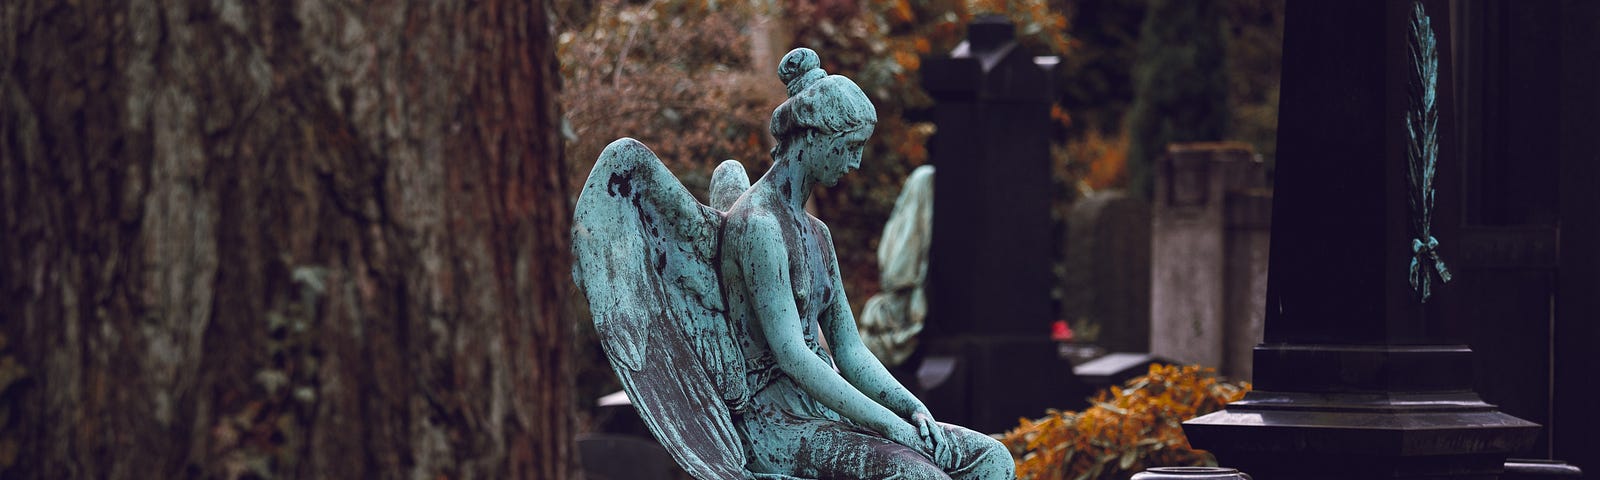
[919,16,1086,432]
[922,16,1056,338]
[1182,2,1541,478]
[1060,190,1151,354]
[1221,187,1270,381]
[1438,1,1600,472]
[1149,143,1270,380]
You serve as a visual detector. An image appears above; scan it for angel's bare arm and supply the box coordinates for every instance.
[731,213,923,448]
[814,221,931,418]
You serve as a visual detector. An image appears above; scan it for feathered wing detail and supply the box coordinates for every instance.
[710,160,752,211]
[572,138,752,479]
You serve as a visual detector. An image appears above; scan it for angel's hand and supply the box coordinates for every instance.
[911,409,952,464]
[883,421,935,460]
[912,410,946,447]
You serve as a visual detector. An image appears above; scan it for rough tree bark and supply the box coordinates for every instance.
[1,1,574,478]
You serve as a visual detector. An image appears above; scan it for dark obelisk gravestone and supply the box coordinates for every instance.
[923,17,1055,338]
[917,17,1085,433]
[1183,2,1539,478]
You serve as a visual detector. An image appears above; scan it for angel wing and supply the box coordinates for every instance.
[710,159,752,211]
[571,138,753,479]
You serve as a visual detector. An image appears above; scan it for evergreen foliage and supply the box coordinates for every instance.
[1125,0,1231,197]
[1056,0,1147,137]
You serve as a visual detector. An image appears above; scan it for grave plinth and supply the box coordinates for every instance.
[1182,2,1539,478]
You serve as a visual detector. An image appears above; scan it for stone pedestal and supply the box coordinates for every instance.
[1182,2,1539,478]
[1190,345,1540,479]
[918,335,1088,434]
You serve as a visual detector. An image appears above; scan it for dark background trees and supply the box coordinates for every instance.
[1124,0,1232,198]
[1,1,574,478]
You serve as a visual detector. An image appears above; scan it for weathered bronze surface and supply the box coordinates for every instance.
[572,48,1013,479]
[1405,0,1452,302]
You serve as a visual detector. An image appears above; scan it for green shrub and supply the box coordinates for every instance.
[1124,0,1230,197]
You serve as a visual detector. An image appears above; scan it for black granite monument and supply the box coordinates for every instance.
[1438,1,1600,474]
[917,17,1086,434]
[1182,2,1545,478]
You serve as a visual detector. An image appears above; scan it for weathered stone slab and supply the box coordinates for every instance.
[1149,142,1268,379]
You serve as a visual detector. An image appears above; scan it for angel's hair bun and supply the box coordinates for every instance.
[768,47,876,143]
[778,48,826,97]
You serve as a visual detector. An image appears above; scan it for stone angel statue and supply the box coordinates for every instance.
[572,48,1014,480]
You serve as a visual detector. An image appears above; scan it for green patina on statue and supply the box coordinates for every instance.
[572,48,1014,480]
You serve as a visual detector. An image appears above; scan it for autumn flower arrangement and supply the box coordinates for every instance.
[1000,364,1249,480]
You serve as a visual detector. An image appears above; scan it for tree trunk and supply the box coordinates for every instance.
[0,1,574,478]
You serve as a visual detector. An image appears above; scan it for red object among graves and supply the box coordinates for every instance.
[1051,320,1074,342]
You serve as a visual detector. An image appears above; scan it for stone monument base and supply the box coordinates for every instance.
[1185,344,1540,479]
[918,335,1088,434]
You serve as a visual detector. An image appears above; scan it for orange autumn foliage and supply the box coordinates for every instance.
[1074,130,1130,191]
[1000,364,1250,480]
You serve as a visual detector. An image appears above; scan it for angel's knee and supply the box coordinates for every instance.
[885,455,951,480]
[945,427,1015,480]
[969,437,1015,480]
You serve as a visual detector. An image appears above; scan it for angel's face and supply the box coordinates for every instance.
[811,126,873,187]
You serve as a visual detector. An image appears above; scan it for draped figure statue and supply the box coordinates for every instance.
[858,164,935,368]
[572,47,1014,480]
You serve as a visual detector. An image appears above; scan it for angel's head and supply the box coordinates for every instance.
[770,48,878,187]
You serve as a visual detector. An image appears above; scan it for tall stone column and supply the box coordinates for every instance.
[1182,2,1539,478]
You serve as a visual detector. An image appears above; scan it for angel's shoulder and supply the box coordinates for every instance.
[804,213,831,237]
[723,205,783,243]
